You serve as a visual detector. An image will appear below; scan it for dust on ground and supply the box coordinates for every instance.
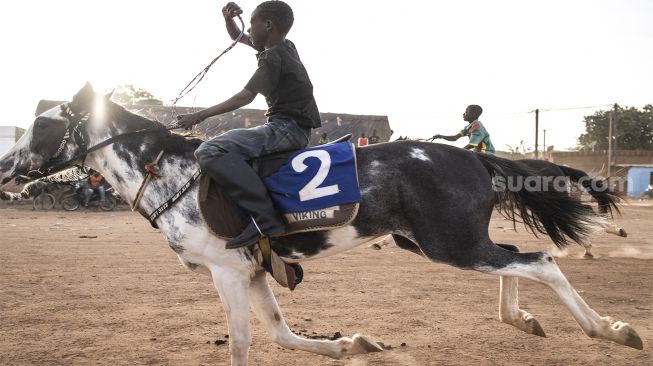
[0,202,651,365]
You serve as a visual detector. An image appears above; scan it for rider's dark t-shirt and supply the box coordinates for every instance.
[245,39,321,129]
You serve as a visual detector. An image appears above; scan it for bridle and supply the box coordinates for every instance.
[25,103,170,181]
[23,102,199,228]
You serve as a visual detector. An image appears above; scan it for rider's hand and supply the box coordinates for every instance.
[222,2,243,18]
[177,113,204,130]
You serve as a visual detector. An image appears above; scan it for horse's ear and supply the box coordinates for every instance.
[104,89,115,101]
[70,82,95,112]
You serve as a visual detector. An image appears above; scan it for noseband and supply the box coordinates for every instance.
[26,104,91,180]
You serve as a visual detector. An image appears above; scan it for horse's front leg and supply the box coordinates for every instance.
[210,266,253,366]
[248,271,383,359]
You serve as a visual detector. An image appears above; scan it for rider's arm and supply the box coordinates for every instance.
[197,89,256,121]
[223,2,264,52]
[177,89,255,128]
[434,133,463,142]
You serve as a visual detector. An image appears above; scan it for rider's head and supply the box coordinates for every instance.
[463,105,483,122]
[249,1,294,48]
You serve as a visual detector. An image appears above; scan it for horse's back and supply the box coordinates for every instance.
[352,141,496,238]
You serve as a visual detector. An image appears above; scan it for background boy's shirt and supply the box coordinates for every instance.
[459,120,495,154]
[245,39,321,129]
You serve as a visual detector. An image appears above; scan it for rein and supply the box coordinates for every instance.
[26,17,246,227]
[169,15,245,122]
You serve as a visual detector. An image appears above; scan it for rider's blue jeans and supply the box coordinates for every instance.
[195,117,311,163]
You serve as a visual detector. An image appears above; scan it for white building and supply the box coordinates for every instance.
[0,126,25,157]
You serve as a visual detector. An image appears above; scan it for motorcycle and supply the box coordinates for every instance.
[61,182,117,211]
[641,184,653,200]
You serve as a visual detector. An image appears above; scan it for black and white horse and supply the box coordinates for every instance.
[0,84,643,365]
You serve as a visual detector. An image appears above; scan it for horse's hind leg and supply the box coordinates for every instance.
[248,271,383,359]
[495,244,546,337]
[474,244,643,349]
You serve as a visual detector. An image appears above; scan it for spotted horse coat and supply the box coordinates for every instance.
[0,84,643,365]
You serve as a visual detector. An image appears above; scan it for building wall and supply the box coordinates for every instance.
[0,127,17,157]
[549,150,653,175]
[627,167,653,197]
[0,127,26,157]
[496,149,653,176]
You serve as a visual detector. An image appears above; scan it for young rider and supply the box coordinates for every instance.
[177,1,321,249]
[432,105,495,154]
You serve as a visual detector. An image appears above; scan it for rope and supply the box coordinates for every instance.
[169,15,246,125]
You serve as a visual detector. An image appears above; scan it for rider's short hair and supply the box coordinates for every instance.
[467,105,483,117]
[256,1,294,34]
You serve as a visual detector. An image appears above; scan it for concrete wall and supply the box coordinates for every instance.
[496,149,653,176]
[548,150,653,175]
[0,126,23,157]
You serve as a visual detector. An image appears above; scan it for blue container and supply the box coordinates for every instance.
[627,166,653,197]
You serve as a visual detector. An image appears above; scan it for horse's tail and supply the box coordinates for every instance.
[557,165,621,217]
[475,153,602,248]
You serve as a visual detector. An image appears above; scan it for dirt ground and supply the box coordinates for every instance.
[1,201,651,366]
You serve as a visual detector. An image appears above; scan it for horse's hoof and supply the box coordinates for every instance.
[624,331,644,350]
[619,229,628,238]
[583,252,594,259]
[613,322,643,350]
[352,334,384,353]
[528,318,546,338]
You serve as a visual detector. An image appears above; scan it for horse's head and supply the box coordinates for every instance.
[0,83,111,193]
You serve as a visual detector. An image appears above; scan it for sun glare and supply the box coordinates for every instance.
[92,94,107,126]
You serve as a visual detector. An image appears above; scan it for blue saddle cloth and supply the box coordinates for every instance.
[264,142,361,213]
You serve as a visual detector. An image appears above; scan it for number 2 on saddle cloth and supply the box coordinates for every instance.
[198,141,362,239]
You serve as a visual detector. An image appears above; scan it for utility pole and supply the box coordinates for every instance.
[534,109,539,159]
[608,110,613,176]
[612,103,618,169]
[543,129,547,160]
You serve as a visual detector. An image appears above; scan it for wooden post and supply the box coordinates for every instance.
[543,129,547,160]
[607,110,613,176]
[534,109,539,159]
[612,104,618,168]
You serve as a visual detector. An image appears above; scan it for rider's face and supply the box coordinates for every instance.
[248,9,270,48]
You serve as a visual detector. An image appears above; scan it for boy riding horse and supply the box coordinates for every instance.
[177,1,321,249]
[433,104,495,154]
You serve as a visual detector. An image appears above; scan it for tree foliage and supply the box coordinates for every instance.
[578,104,653,150]
[111,84,163,106]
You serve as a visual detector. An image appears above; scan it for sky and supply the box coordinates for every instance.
[0,0,651,151]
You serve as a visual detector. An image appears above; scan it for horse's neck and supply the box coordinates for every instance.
[83,116,199,214]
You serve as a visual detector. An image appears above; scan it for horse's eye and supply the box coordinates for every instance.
[34,118,47,129]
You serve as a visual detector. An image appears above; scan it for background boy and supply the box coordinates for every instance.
[432,104,495,154]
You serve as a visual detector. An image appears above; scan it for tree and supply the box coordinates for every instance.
[111,84,163,106]
[578,104,653,151]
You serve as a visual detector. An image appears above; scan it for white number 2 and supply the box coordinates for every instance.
[291,150,340,201]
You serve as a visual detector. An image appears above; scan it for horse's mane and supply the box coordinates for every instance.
[107,102,205,154]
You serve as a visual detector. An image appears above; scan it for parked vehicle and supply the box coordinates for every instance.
[61,182,117,211]
[31,181,56,210]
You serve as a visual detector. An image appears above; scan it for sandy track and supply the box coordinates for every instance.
[1,203,651,365]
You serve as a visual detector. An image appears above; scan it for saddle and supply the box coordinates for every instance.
[197,135,361,290]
